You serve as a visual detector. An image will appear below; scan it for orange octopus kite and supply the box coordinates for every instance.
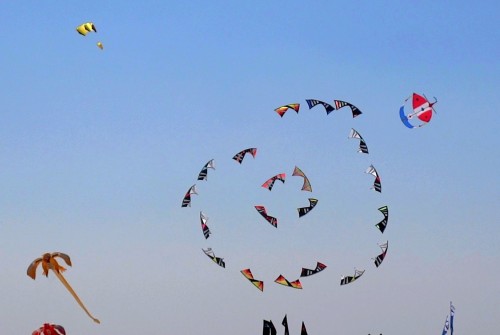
[27,252,100,324]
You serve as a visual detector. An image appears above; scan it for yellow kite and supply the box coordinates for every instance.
[27,252,100,324]
[76,22,97,36]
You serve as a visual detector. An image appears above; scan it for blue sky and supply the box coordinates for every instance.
[0,1,499,334]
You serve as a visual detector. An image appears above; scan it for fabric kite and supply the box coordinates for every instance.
[292,166,312,192]
[97,42,103,50]
[333,100,362,118]
[340,268,365,285]
[297,198,318,218]
[399,93,437,129]
[348,128,369,154]
[300,262,327,277]
[375,206,389,233]
[241,268,264,291]
[202,248,225,268]
[181,184,198,207]
[373,241,388,267]
[450,302,455,335]
[275,104,300,117]
[282,315,290,335]
[261,173,286,191]
[32,323,66,335]
[255,205,278,228]
[301,322,308,335]
[365,165,381,193]
[232,148,257,164]
[76,22,97,36]
[441,315,450,335]
[197,159,215,181]
[263,320,277,335]
[27,252,100,323]
[274,274,302,289]
[200,211,211,239]
[306,99,335,114]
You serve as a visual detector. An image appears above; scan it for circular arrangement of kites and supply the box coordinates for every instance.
[181,98,392,306]
[21,20,441,334]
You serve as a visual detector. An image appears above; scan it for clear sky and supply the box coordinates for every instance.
[0,1,499,334]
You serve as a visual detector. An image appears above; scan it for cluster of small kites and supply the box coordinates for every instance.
[179,93,439,332]
[263,315,308,335]
[22,20,440,334]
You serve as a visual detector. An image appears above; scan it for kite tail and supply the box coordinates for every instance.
[52,270,101,324]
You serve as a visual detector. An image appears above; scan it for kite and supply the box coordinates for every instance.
[241,268,264,291]
[365,165,381,193]
[263,320,277,335]
[202,248,225,268]
[292,166,312,192]
[76,22,97,36]
[97,42,103,50]
[373,241,388,267]
[255,205,277,228]
[282,315,290,335]
[399,93,437,129]
[450,302,455,335]
[340,268,365,285]
[232,148,257,164]
[301,322,308,335]
[375,206,389,233]
[348,128,369,154]
[197,159,215,180]
[274,103,300,117]
[274,274,303,289]
[441,315,450,335]
[300,261,327,277]
[333,100,362,118]
[261,173,286,191]
[181,184,198,207]
[27,252,100,324]
[200,211,211,239]
[297,198,318,218]
[306,99,335,114]
[32,323,66,335]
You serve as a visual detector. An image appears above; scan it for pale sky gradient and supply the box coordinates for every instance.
[0,1,499,334]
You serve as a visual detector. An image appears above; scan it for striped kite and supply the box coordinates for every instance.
[373,241,388,267]
[197,159,215,180]
[255,205,278,228]
[181,184,198,207]
[200,211,211,239]
[340,268,365,285]
[292,166,312,192]
[76,22,96,36]
[275,103,300,117]
[232,148,257,164]
[300,262,327,277]
[348,128,369,154]
[297,198,318,218]
[261,173,286,191]
[375,206,389,233]
[241,268,264,291]
[365,165,381,193]
[274,274,302,289]
[334,99,362,118]
[306,99,335,114]
[202,248,225,268]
